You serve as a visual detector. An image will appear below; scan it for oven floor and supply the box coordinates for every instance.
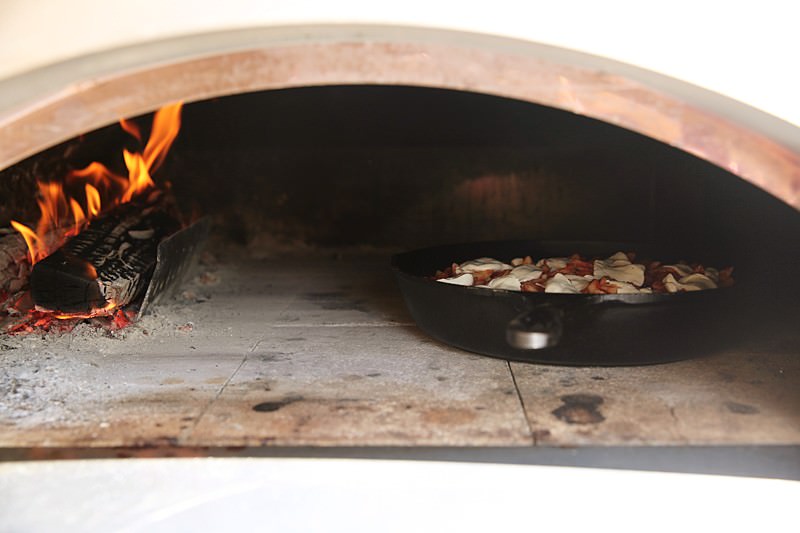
[1,252,798,449]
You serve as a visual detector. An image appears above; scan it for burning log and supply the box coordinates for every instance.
[0,231,41,333]
[3,102,187,331]
[0,230,29,296]
[30,199,180,315]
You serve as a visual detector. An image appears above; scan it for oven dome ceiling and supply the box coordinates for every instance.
[0,13,798,209]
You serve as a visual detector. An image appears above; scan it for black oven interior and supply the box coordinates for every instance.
[3,85,798,323]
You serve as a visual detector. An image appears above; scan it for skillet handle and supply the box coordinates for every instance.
[506,305,563,350]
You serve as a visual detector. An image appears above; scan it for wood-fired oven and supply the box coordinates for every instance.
[0,7,798,529]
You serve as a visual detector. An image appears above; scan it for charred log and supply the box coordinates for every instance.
[0,230,36,326]
[0,230,29,295]
[30,201,180,314]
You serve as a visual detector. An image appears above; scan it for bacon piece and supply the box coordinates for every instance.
[561,255,593,276]
[491,269,512,279]
[717,266,735,288]
[651,279,668,293]
[585,279,603,294]
[538,260,551,273]
[585,277,618,294]
[433,263,459,280]
[521,279,544,292]
[599,278,619,294]
[471,269,494,285]
[646,265,688,287]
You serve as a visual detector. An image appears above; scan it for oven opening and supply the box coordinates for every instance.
[1,85,798,449]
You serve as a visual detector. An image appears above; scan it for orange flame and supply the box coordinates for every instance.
[10,220,42,262]
[85,184,101,217]
[121,149,153,203]
[10,102,183,264]
[53,300,117,320]
[119,118,142,142]
[69,198,86,228]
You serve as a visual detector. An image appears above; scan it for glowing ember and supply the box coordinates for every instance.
[5,307,135,335]
[53,300,117,320]
[3,101,183,330]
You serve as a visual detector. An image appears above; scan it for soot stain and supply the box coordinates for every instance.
[532,429,552,441]
[252,395,304,413]
[303,292,346,300]
[319,301,367,311]
[725,401,760,415]
[552,394,605,425]
[302,292,367,312]
[717,371,736,383]
[259,352,292,363]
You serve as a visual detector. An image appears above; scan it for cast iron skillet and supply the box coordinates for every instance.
[391,240,740,366]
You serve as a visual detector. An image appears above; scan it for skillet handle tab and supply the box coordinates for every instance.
[506,306,563,350]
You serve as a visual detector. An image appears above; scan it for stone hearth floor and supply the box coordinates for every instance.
[1,253,798,449]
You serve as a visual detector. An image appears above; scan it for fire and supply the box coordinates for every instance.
[4,102,183,327]
[11,101,183,264]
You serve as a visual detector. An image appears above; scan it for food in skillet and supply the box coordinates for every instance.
[433,252,734,294]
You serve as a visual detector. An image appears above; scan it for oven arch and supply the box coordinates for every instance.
[0,25,798,208]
